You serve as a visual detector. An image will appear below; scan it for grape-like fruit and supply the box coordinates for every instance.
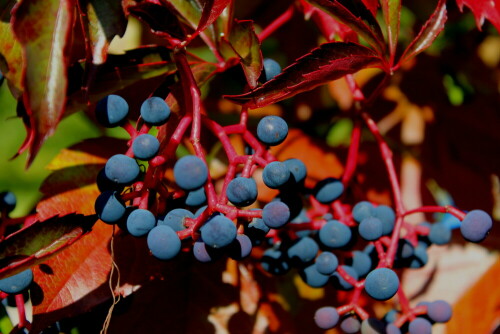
[262,201,290,228]
[364,268,399,301]
[95,95,129,127]
[460,209,492,242]
[0,191,16,213]
[226,177,258,207]
[228,234,253,260]
[409,242,429,268]
[0,269,33,294]
[314,306,339,329]
[408,317,432,334]
[262,161,290,189]
[140,96,171,126]
[300,264,330,288]
[427,300,452,323]
[200,215,237,248]
[173,155,208,190]
[340,315,361,334]
[262,58,281,82]
[315,251,338,275]
[352,201,374,223]
[147,225,181,260]
[283,158,307,184]
[360,318,386,334]
[313,178,344,204]
[96,168,124,192]
[127,209,156,237]
[95,191,126,224]
[158,208,194,232]
[192,241,223,263]
[185,187,206,207]
[347,251,372,277]
[257,116,288,146]
[429,222,452,245]
[261,249,290,275]
[358,216,383,241]
[105,154,140,185]
[373,205,395,235]
[287,237,319,264]
[332,265,358,290]
[386,324,402,334]
[132,134,160,160]
[319,220,352,248]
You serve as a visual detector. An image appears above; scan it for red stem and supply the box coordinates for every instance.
[258,5,295,41]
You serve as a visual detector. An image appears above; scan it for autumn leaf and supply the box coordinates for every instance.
[455,0,500,32]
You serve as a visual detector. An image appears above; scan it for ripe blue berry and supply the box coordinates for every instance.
[427,300,452,323]
[319,220,352,248]
[261,248,290,275]
[140,96,171,126]
[361,318,386,334]
[262,58,281,82]
[408,317,432,334]
[226,177,258,207]
[95,95,129,127]
[95,191,126,224]
[257,116,288,146]
[262,161,290,189]
[0,269,33,294]
[200,215,237,248]
[332,265,358,290]
[460,209,492,242]
[429,222,452,245]
[158,208,193,232]
[283,158,307,184]
[347,250,372,277]
[0,191,16,213]
[315,251,338,275]
[147,225,181,260]
[313,178,344,204]
[228,234,253,260]
[373,205,395,235]
[127,209,156,237]
[287,237,319,264]
[340,315,361,334]
[105,154,140,185]
[314,306,339,329]
[300,264,330,288]
[358,216,383,241]
[173,155,208,190]
[132,134,160,160]
[352,201,374,223]
[185,187,206,207]
[386,324,402,334]
[262,201,290,228]
[364,268,399,301]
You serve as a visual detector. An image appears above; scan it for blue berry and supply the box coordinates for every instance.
[226,177,258,207]
[408,317,432,334]
[314,306,339,329]
[427,300,452,323]
[158,208,194,232]
[358,216,383,241]
[228,234,252,260]
[0,269,33,294]
[262,58,281,82]
[319,220,352,248]
[347,250,372,277]
[386,324,402,334]
[261,248,290,275]
[373,205,395,235]
[173,155,208,190]
[105,154,140,185]
[127,209,156,237]
[352,201,374,223]
[460,209,492,242]
[200,215,237,248]
[132,134,160,160]
[383,310,399,323]
[185,187,206,207]
[95,191,126,224]
[332,265,358,290]
[409,242,429,268]
[262,201,290,228]
[313,178,344,204]
[262,161,290,189]
[95,95,129,127]
[283,158,307,184]
[287,237,319,264]
[246,216,270,242]
[140,96,171,126]
[429,222,452,245]
[340,315,361,334]
[315,251,338,275]
[96,169,124,192]
[300,264,330,288]
[364,268,399,301]
[257,116,288,146]
[147,225,181,260]
[361,318,386,334]
[0,191,16,213]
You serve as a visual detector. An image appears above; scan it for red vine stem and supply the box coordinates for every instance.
[258,5,295,42]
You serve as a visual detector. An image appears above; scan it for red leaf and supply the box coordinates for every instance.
[456,0,500,32]
[195,0,231,38]
[400,0,447,64]
[12,0,75,166]
[381,0,402,61]
[225,42,383,109]
[306,0,385,55]
[361,0,379,17]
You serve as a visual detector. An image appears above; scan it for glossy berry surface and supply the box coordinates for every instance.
[200,215,237,248]
[226,177,258,207]
[140,96,171,125]
[95,95,129,127]
[262,201,290,228]
[364,268,399,301]
[315,251,338,275]
[132,134,160,160]
[262,161,290,189]
[262,58,281,81]
[319,220,352,248]
[257,116,288,146]
[173,155,208,190]
[105,154,140,185]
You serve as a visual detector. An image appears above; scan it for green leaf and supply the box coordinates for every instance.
[0,214,97,280]
[381,0,401,62]
[0,0,23,97]
[12,0,76,165]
